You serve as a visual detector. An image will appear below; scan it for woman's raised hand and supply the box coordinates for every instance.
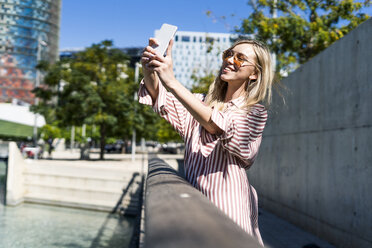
[141,38,176,88]
[141,38,159,77]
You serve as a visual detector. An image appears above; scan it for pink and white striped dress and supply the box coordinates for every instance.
[139,80,267,245]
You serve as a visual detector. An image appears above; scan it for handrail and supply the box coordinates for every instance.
[144,155,261,248]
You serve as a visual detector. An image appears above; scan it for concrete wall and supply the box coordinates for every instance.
[6,142,26,205]
[5,142,143,213]
[248,18,372,248]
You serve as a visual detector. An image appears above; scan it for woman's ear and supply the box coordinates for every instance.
[249,73,258,81]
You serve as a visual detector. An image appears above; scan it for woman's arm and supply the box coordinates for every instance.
[166,80,221,135]
[146,39,222,135]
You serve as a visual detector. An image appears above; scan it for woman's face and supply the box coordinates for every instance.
[220,43,258,86]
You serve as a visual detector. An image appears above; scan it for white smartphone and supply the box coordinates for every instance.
[154,23,178,56]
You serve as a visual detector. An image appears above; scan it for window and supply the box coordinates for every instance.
[193,36,196,42]
[206,37,214,43]
[175,35,179,42]
[182,36,190,42]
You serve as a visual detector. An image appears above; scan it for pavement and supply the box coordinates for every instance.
[35,149,335,248]
[259,209,335,248]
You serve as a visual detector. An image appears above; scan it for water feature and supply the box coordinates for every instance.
[0,203,135,248]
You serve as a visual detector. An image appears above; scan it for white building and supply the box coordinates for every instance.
[0,102,45,128]
[155,30,246,89]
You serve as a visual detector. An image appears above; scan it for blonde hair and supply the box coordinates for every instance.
[205,39,274,111]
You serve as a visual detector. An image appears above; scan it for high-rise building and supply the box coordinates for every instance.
[155,30,246,89]
[0,0,61,104]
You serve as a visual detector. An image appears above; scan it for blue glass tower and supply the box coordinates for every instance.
[0,0,61,104]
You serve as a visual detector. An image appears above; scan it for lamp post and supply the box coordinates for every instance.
[33,36,47,159]
[132,62,141,162]
[272,0,277,72]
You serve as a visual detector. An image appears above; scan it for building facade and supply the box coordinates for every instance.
[155,30,244,89]
[0,0,61,104]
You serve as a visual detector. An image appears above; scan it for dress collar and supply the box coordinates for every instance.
[228,95,246,108]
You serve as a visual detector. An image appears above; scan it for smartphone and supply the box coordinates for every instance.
[154,23,178,56]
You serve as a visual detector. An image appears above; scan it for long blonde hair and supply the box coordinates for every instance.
[205,39,274,111]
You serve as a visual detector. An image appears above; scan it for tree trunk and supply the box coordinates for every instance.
[100,125,106,160]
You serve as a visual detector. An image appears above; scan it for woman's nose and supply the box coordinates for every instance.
[226,55,235,64]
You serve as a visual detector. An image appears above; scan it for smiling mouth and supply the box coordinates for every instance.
[223,67,235,73]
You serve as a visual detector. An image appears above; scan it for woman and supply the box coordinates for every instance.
[139,38,274,246]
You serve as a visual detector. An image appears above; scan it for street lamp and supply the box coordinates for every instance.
[132,62,142,162]
[33,36,48,159]
[272,0,277,72]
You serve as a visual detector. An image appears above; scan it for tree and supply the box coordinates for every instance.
[238,0,371,74]
[191,72,216,94]
[34,40,134,159]
[156,118,183,143]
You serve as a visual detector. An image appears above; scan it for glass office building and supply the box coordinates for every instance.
[0,0,61,104]
[157,30,252,89]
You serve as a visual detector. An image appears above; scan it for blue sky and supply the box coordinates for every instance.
[59,0,372,50]
[59,0,253,50]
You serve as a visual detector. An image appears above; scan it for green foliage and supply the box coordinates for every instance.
[32,40,141,158]
[39,123,62,141]
[191,73,216,94]
[156,118,182,143]
[136,104,160,141]
[33,39,195,154]
[238,0,371,73]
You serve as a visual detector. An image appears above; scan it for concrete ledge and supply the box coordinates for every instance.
[6,142,143,213]
[23,196,120,212]
[23,192,139,213]
[5,196,24,206]
[144,155,261,248]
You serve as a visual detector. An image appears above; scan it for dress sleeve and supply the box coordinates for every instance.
[138,79,189,139]
[207,105,268,168]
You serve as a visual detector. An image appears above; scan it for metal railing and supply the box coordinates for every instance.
[144,155,261,248]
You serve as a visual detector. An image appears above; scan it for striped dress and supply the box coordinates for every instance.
[139,80,267,246]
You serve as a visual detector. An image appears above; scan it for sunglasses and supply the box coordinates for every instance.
[222,49,255,68]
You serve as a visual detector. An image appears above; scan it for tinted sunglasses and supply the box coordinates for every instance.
[222,49,255,68]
